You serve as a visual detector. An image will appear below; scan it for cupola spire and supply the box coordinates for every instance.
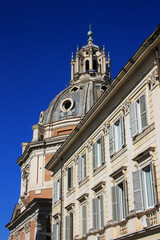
[88,24,93,44]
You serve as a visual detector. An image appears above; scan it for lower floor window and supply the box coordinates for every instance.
[82,204,87,236]
[65,212,73,240]
[92,195,104,230]
[132,162,156,212]
[111,179,127,222]
[53,222,60,240]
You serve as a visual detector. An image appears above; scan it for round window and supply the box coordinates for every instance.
[60,98,74,112]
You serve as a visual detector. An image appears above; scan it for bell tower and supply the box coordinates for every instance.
[70,26,111,84]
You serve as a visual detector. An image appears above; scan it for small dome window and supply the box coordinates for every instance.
[93,60,97,72]
[71,86,79,92]
[101,85,107,91]
[60,98,74,112]
[86,60,89,72]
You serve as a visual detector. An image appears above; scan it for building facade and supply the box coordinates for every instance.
[6,29,111,240]
[46,25,160,240]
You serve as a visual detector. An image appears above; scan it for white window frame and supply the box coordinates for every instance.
[78,152,87,183]
[92,194,104,230]
[53,222,60,240]
[130,92,148,138]
[93,135,104,170]
[109,115,124,156]
[68,165,73,190]
[111,179,127,223]
[65,211,73,240]
[53,178,61,203]
[132,162,156,213]
[82,203,87,236]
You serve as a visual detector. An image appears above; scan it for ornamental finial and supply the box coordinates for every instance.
[88,25,93,44]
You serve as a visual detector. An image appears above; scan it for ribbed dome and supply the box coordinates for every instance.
[38,79,107,125]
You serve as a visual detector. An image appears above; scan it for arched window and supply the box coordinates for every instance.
[93,60,97,72]
[86,60,89,72]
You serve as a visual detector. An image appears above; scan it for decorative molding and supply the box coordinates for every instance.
[87,139,93,151]
[25,222,31,233]
[132,146,155,163]
[121,98,131,116]
[77,193,89,203]
[109,166,127,179]
[147,70,158,90]
[53,213,61,220]
[65,203,75,211]
[91,181,106,193]
[102,121,110,135]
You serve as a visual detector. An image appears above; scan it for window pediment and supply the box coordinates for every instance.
[65,203,75,211]
[109,166,127,179]
[132,146,155,163]
[77,193,89,203]
[91,181,106,193]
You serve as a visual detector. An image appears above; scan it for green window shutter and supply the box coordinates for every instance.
[68,168,71,189]
[132,170,144,212]
[53,224,57,240]
[150,162,156,205]
[129,102,138,137]
[92,198,97,230]
[122,179,127,219]
[82,204,87,236]
[71,166,73,188]
[70,212,73,240]
[93,142,97,170]
[111,185,118,222]
[57,222,60,240]
[65,216,70,240]
[140,93,148,130]
[83,153,86,179]
[99,195,104,228]
[120,115,125,147]
[109,125,115,155]
[100,135,104,164]
[78,157,82,182]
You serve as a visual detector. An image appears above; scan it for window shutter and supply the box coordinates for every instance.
[65,216,70,240]
[58,179,61,201]
[99,195,104,228]
[120,115,125,147]
[57,222,60,240]
[82,205,87,236]
[123,179,127,218]
[93,142,97,170]
[129,102,138,137]
[78,157,82,182]
[150,162,156,205]
[111,185,118,222]
[140,93,148,130]
[68,168,71,189]
[100,135,104,164]
[53,224,57,240]
[70,212,73,240]
[83,153,87,179]
[71,166,73,188]
[132,170,144,212]
[54,181,57,203]
[92,198,97,230]
[109,125,115,155]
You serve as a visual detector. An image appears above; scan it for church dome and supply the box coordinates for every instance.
[38,27,111,125]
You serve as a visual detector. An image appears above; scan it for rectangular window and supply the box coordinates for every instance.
[53,222,60,240]
[68,165,73,190]
[53,178,61,203]
[132,162,155,213]
[130,92,148,138]
[111,179,127,222]
[93,135,104,170]
[92,195,104,230]
[82,204,87,236]
[78,152,86,182]
[65,212,73,240]
[109,115,124,156]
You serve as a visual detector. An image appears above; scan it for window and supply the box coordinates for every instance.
[82,204,87,236]
[93,60,97,72]
[65,212,73,240]
[86,60,89,72]
[93,135,104,170]
[109,115,124,156]
[132,162,156,213]
[78,152,86,182]
[53,222,60,240]
[92,195,104,230]
[111,179,127,222]
[130,92,148,138]
[53,178,61,203]
[68,165,73,190]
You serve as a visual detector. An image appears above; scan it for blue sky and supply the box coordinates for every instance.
[0,0,160,238]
